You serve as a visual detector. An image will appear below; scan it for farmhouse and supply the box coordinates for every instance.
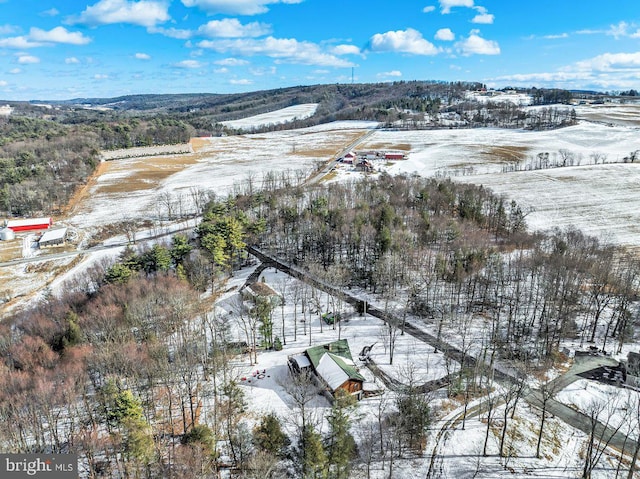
[39,227,67,248]
[4,217,52,232]
[356,159,374,172]
[288,339,365,400]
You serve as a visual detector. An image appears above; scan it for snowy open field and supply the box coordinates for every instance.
[221,103,319,130]
[575,102,640,127]
[68,121,374,230]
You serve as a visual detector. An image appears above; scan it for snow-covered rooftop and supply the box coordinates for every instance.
[39,228,67,243]
[316,352,359,391]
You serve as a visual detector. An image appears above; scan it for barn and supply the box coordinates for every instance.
[289,339,365,400]
[39,228,67,248]
[384,153,406,160]
[342,152,357,164]
[5,217,52,232]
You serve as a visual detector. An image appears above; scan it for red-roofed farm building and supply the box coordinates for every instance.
[4,217,52,232]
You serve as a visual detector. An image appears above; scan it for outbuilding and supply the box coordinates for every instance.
[242,281,282,306]
[39,227,67,248]
[0,227,15,241]
[5,217,52,232]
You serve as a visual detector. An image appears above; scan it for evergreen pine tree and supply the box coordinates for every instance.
[299,425,327,479]
[253,413,289,457]
[324,391,357,479]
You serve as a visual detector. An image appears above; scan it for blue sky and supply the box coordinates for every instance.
[1,0,640,100]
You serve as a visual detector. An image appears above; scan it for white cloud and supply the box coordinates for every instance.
[199,36,354,67]
[369,28,439,55]
[230,78,253,85]
[94,74,109,79]
[18,55,40,64]
[456,31,500,55]
[9,68,21,74]
[65,57,80,64]
[214,67,229,73]
[249,66,276,75]
[173,59,205,68]
[377,70,402,78]
[41,8,60,16]
[182,0,302,15]
[544,33,569,39]
[606,21,640,39]
[574,52,640,72]
[495,72,587,83]
[198,18,271,38]
[0,80,7,87]
[135,52,151,60]
[440,0,474,14]
[472,12,494,24]
[0,36,44,49]
[0,24,19,35]
[423,5,436,13]
[215,57,249,66]
[331,44,361,55]
[493,51,640,90]
[70,0,170,28]
[435,28,455,41]
[29,27,91,45]
[148,26,193,39]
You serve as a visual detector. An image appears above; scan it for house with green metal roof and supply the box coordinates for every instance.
[288,339,365,400]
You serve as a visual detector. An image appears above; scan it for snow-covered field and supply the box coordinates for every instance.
[465,90,533,106]
[221,103,319,130]
[69,121,372,230]
[574,102,640,127]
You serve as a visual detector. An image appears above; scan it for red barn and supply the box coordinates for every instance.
[384,153,406,160]
[342,152,357,164]
[5,217,52,232]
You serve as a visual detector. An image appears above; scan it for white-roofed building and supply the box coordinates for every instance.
[39,227,67,248]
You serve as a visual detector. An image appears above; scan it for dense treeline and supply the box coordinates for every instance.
[0,116,100,216]
[0,113,194,216]
[64,116,195,149]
